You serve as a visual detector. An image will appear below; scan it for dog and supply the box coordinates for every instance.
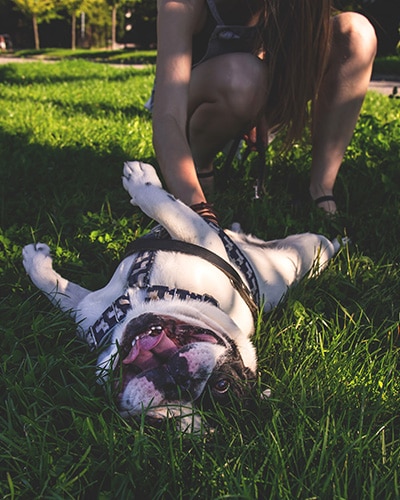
[23,161,340,431]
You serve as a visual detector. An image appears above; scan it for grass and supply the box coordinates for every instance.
[4,48,158,65]
[373,55,400,76]
[0,60,399,498]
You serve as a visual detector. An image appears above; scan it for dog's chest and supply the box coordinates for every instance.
[128,251,234,308]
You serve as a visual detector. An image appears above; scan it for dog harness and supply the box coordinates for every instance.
[86,224,260,351]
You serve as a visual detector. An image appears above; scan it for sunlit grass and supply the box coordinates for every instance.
[0,60,399,498]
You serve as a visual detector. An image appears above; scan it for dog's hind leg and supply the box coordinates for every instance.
[22,243,90,315]
[122,161,227,257]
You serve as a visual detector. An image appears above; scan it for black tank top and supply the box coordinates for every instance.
[192,0,262,67]
[144,0,262,111]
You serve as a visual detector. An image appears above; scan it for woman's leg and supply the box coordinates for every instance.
[310,12,377,214]
[187,53,268,193]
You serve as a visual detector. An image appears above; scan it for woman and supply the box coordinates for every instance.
[151,0,377,221]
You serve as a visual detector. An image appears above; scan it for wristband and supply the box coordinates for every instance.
[190,202,219,226]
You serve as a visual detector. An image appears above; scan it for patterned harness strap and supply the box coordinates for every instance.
[86,223,260,350]
[209,222,260,305]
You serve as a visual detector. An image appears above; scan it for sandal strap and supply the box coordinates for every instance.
[314,195,336,205]
[197,170,214,179]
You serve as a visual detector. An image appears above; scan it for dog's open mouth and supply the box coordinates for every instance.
[115,313,224,393]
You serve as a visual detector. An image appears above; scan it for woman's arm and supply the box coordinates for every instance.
[153,0,207,206]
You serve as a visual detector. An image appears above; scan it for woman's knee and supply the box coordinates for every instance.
[331,12,377,65]
[221,54,268,120]
[190,53,268,122]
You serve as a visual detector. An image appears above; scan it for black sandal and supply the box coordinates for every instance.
[314,195,336,207]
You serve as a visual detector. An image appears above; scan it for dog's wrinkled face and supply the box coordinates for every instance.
[112,313,255,428]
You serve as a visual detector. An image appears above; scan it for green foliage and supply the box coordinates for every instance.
[11,0,61,49]
[12,0,57,21]
[374,55,400,76]
[59,0,85,15]
[0,60,399,498]
[126,0,157,22]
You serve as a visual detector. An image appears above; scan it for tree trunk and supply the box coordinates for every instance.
[71,12,76,50]
[32,14,40,50]
[111,5,118,50]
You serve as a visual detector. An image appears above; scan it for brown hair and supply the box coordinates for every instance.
[260,0,332,145]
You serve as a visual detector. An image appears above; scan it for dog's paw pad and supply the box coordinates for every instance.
[122,161,162,191]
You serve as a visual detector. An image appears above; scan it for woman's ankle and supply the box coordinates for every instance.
[310,186,338,215]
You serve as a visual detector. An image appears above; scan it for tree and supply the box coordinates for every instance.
[59,0,99,49]
[59,0,83,49]
[81,0,112,48]
[12,0,58,49]
[106,0,119,49]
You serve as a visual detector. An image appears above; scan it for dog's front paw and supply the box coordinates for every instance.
[122,161,162,205]
[23,243,55,287]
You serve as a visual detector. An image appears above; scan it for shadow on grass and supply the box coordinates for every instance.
[0,126,157,303]
[4,91,152,121]
[0,129,153,231]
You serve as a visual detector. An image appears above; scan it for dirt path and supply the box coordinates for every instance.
[368,75,399,97]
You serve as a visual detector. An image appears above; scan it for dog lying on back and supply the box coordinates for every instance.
[23,161,340,431]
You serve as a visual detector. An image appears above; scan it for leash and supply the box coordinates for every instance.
[125,221,260,306]
[222,129,267,200]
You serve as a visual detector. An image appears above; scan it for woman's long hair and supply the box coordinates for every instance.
[260,0,332,145]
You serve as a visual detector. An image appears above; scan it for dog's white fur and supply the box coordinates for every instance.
[23,161,340,430]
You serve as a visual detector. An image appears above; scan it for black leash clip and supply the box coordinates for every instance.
[222,129,267,200]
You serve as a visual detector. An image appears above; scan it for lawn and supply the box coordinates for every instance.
[8,48,158,66]
[0,60,399,498]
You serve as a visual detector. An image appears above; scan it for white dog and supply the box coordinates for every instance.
[23,161,340,431]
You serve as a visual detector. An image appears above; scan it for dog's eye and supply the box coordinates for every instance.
[213,378,230,394]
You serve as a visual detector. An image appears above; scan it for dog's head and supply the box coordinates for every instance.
[98,309,256,432]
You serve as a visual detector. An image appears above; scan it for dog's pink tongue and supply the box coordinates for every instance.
[122,331,177,369]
